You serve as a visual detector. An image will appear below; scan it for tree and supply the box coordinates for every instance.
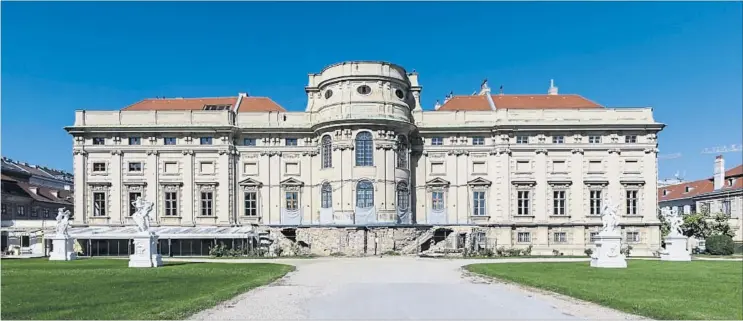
[657,207,671,238]
[681,206,735,239]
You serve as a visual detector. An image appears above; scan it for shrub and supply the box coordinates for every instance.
[495,247,506,257]
[273,247,284,257]
[523,245,533,256]
[706,235,735,256]
[479,248,495,257]
[584,248,593,257]
[620,245,633,257]
[382,250,400,256]
[330,252,345,257]
[552,249,560,256]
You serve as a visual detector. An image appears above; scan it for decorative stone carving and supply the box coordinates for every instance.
[146,150,158,156]
[644,148,659,154]
[55,208,72,237]
[590,197,627,268]
[113,136,122,143]
[658,207,691,261]
[110,150,123,155]
[571,148,584,155]
[497,148,512,155]
[73,149,87,156]
[375,142,394,150]
[131,196,154,233]
[535,148,548,155]
[182,150,194,155]
[608,148,621,155]
[184,136,194,143]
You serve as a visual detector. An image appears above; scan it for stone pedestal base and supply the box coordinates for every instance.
[129,233,163,268]
[49,235,76,261]
[661,235,691,262]
[590,233,627,268]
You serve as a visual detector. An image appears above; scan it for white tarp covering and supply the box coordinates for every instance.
[428,209,447,225]
[334,212,354,225]
[319,208,334,225]
[62,226,256,239]
[398,209,412,224]
[280,208,302,225]
[354,207,377,225]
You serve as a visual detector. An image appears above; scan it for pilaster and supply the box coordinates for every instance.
[182,150,194,225]
[571,149,585,220]
[535,149,548,221]
[73,150,87,224]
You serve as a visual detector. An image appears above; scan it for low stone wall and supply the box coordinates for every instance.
[258,225,660,257]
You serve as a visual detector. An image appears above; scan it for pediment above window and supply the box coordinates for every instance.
[467,177,492,187]
[426,177,451,187]
[238,178,263,187]
[280,177,304,187]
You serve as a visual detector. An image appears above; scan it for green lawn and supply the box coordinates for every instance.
[466,260,743,320]
[1,258,294,320]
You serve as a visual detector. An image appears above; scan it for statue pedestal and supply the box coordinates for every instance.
[49,235,76,261]
[661,235,691,262]
[129,232,163,268]
[590,233,627,268]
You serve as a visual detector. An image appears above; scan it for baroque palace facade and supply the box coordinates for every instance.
[65,61,664,257]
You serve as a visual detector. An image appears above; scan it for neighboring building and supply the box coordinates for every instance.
[64,61,664,257]
[658,155,743,247]
[1,158,74,256]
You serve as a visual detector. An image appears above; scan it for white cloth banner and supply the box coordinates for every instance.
[428,209,447,225]
[280,208,302,225]
[354,207,377,225]
[319,208,334,225]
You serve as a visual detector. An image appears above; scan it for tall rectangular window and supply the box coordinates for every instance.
[285,192,298,210]
[517,191,530,215]
[472,191,486,216]
[431,137,443,146]
[93,137,105,145]
[244,192,257,216]
[590,190,602,215]
[517,232,531,243]
[285,138,298,146]
[164,137,177,145]
[472,137,485,145]
[626,231,640,243]
[626,190,639,215]
[200,192,213,216]
[128,192,142,216]
[17,206,25,217]
[244,138,256,146]
[553,232,567,243]
[553,190,566,215]
[164,191,178,216]
[432,191,444,210]
[128,137,141,145]
[200,137,213,145]
[93,192,106,217]
[722,200,732,216]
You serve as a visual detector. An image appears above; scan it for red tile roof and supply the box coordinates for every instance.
[121,95,286,112]
[437,94,602,111]
[658,163,743,202]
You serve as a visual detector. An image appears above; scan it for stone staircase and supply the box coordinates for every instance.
[400,229,435,254]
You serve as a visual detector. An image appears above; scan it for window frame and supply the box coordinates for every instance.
[244,191,257,216]
[200,137,213,145]
[553,190,566,215]
[321,135,332,169]
[472,191,487,216]
[625,190,639,215]
[517,232,531,243]
[128,137,141,145]
[321,183,332,209]
[355,180,374,208]
[243,138,256,146]
[355,132,374,167]
[517,190,531,215]
[589,190,602,215]
[93,192,107,217]
[396,182,409,211]
[516,136,529,144]
[431,137,444,146]
[163,137,177,145]
[285,191,299,210]
[285,138,298,146]
[472,137,485,145]
[200,191,214,216]
[432,191,445,211]
[552,136,564,144]
[92,137,105,145]
[553,232,567,243]
[164,191,178,216]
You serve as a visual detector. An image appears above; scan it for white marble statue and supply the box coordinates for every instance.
[663,207,684,237]
[600,198,620,234]
[131,196,154,233]
[55,208,71,236]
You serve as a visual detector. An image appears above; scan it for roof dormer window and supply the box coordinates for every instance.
[728,178,735,187]
[203,104,231,111]
[663,189,668,196]
[684,186,693,193]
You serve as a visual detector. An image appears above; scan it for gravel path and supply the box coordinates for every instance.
[186,256,648,320]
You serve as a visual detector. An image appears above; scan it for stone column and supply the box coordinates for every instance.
[182,150,195,225]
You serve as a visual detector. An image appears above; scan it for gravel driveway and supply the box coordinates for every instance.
[186,256,647,320]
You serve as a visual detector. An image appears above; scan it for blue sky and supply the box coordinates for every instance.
[2,2,741,179]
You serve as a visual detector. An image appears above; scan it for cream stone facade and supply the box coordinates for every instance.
[65,61,665,256]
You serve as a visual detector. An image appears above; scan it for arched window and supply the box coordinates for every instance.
[321,182,332,208]
[356,180,374,208]
[321,135,332,169]
[396,136,408,169]
[397,182,409,211]
[355,131,373,166]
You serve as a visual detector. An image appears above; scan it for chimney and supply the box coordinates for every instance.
[714,155,725,190]
[548,79,559,95]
